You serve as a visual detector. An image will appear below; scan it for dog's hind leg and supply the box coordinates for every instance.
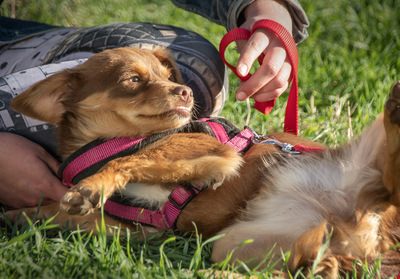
[289,221,369,278]
[383,81,400,204]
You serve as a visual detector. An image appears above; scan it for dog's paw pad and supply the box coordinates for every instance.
[60,189,97,215]
[67,194,85,206]
[88,192,101,205]
[78,187,93,198]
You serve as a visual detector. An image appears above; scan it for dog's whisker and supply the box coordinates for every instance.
[191,103,201,119]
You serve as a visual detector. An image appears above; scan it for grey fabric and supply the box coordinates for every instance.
[0,27,78,77]
[0,60,86,157]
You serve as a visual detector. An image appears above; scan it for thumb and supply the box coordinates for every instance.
[46,176,69,203]
[39,151,69,202]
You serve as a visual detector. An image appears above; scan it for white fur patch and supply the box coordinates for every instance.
[117,183,170,209]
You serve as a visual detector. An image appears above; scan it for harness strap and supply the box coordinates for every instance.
[203,119,230,143]
[61,136,148,187]
[199,118,254,152]
[226,128,254,151]
[104,184,201,229]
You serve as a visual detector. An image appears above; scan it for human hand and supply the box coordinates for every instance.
[0,133,68,208]
[235,0,294,103]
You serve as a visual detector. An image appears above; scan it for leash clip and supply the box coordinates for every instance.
[280,142,301,154]
[245,126,300,154]
[261,137,300,154]
[245,126,268,143]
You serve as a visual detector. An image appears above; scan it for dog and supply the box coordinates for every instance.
[5,46,400,278]
[5,47,243,236]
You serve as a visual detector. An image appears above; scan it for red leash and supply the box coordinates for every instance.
[219,19,299,135]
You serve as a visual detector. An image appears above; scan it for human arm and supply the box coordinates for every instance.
[170,0,308,42]
[0,133,68,208]
[171,0,309,102]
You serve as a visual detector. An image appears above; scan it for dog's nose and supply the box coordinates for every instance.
[173,86,193,103]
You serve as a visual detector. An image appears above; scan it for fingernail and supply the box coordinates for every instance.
[236,91,247,101]
[237,64,248,76]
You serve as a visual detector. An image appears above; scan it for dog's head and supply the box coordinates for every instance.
[12,47,194,155]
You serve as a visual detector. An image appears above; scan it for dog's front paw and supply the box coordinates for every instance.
[60,181,102,215]
[196,152,242,190]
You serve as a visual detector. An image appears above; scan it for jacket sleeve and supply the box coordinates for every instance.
[170,0,309,43]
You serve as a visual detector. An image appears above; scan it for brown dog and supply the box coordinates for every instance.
[6,47,243,235]
[5,47,400,278]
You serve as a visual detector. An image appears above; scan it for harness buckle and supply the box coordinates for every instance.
[281,143,301,154]
[168,184,199,210]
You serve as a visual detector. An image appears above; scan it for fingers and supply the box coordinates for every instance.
[0,133,68,208]
[250,60,291,102]
[38,151,69,204]
[39,149,61,175]
[40,176,68,205]
[236,29,271,77]
[235,29,292,102]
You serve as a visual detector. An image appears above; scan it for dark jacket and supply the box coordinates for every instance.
[171,0,309,43]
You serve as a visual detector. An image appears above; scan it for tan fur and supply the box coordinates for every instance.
[6,47,400,278]
[8,46,242,226]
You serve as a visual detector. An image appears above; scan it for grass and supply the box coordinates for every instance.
[1,0,400,277]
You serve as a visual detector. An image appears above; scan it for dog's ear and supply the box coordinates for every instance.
[152,47,184,84]
[11,69,79,124]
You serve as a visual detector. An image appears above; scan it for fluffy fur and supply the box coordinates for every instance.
[5,47,400,278]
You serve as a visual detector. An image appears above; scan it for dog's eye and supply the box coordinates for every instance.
[130,76,140,82]
[169,75,177,82]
